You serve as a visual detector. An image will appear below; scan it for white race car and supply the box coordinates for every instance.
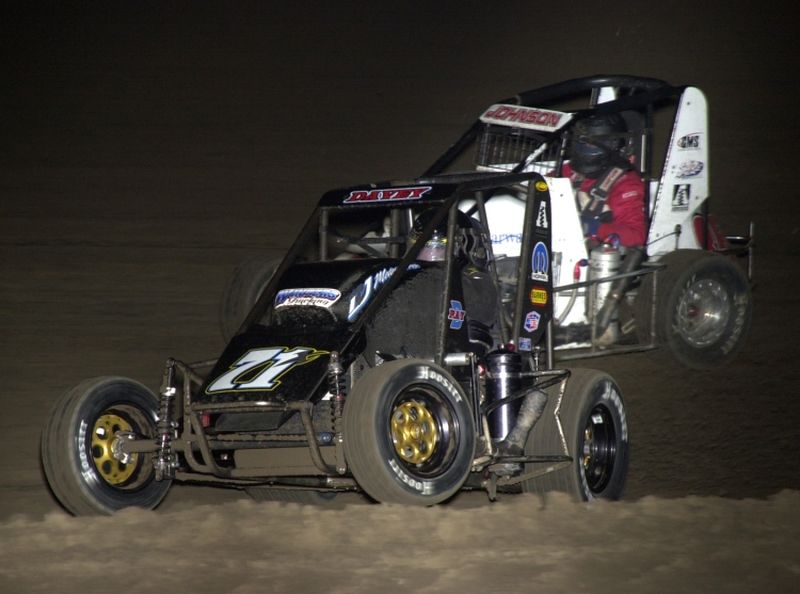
[444,74,753,369]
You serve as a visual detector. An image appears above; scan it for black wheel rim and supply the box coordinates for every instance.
[582,403,617,494]
[388,384,459,479]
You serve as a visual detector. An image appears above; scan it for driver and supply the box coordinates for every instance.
[565,113,646,248]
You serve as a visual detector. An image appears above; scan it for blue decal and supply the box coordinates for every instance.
[518,337,532,351]
[275,288,341,309]
[448,300,466,330]
[531,242,549,282]
[524,311,541,333]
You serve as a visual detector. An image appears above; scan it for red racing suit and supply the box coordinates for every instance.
[562,163,647,248]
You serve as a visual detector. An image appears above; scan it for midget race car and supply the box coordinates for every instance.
[41,75,753,514]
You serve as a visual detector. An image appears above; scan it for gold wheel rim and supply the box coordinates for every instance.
[391,400,439,465]
[583,425,593,469]
[92,413,138,485]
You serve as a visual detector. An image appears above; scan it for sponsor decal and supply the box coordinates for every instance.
[480,104,568,131]
[675,160,704,178]
[448,300,466,330]
[491,233,523,245]
[530,287,548,306]
[535,200,549,229]
[206,346,328,394]
[343,186,432,204]
[347,266,397,321]
[518,337,532,351]
[389,459,432,493]
[601,381,628,442]
[418,366,462,403]
[677,133,700,149]
[531,241,549,282]
[275,288,341,309]
[346,264,420,322]
[524,311,541,333]
[672,184,691,211]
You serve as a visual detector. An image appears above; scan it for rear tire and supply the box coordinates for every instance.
[637,250,751,369]
[219,256,281,343]
[344,359,475,505]
[41,377,171,515]
[522,369,629,501]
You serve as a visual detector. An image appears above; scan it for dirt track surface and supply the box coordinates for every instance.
[2,3,799,592]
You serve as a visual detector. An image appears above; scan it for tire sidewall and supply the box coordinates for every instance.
[62,378,169,513]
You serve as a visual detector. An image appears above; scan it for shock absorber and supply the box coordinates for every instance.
[154,358,179,481]
[328,352,347,474]
[485,349,522,441]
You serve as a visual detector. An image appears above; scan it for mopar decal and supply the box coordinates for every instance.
[275,288,341,309]
[205,347,328,394]
[448,300,465,330]
[531,241,549,282]
[343,186,432,204]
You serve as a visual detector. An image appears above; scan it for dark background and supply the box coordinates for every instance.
[2,3,800,592]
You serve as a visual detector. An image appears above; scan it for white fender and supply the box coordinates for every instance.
[647,87,709,258]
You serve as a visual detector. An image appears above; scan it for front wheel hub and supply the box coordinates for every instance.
[92,412,138,486]
[391,400,439,465]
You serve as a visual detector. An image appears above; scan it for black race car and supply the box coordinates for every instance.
[53,74,756,513]
[41,167,629,512]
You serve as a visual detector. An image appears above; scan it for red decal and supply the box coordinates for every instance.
[484,106,563,128]
[344,186,433,204]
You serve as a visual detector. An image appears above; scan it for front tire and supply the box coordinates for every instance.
[343,359,475,505]
[41,377,171,515]
[522,369,629,501]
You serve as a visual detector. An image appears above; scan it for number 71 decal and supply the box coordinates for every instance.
[205,346,328,394]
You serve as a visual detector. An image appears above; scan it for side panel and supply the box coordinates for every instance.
[546,176,589,326]
[514,180,554,352]
[648,87,709,258]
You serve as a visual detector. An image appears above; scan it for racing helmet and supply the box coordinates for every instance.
[569,113,628,177]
